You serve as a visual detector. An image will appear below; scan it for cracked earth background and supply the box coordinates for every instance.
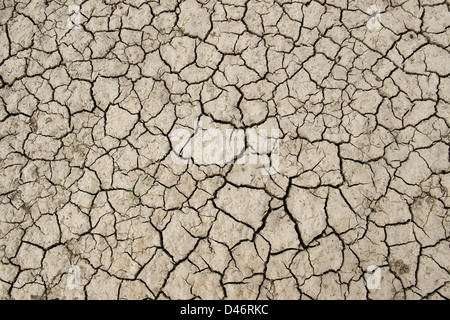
[1,0,449,300]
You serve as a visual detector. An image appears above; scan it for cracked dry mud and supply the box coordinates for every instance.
[0,0,449,301]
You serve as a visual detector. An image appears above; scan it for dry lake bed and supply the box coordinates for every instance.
[0,0,449,300]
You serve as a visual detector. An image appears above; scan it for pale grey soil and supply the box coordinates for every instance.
[0,0,449,300]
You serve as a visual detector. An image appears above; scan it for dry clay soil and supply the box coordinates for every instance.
[0,0,449,300]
